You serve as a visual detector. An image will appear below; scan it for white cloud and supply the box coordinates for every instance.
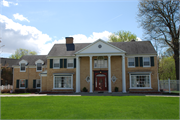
[13,13,30,22]
[2,0,18,7]
[137,37,142,41]
[0,14,113,57]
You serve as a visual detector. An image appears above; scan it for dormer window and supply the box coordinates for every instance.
[37,63,42,71]
[20,63,26,72]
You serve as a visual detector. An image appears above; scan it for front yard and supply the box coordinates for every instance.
[1,96,179,119]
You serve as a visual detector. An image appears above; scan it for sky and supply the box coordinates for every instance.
[0,0,145,58]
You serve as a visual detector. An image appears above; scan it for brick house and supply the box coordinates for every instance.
[13,37,158,93]
[1,58,19,85]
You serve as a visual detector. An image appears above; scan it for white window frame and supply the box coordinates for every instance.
[129,73,152,89]
[36,63,42,72]
[128,57,135,68]
[19,79,26,89]
[53,59,60,69]
[67,59,74,69]
[36,79,41,89]
[94,58,107,68]
[143,57,150,67]
[20,63,26,72]
[53,75,73,89]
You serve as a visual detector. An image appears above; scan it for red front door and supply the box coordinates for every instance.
[96,77,107,91]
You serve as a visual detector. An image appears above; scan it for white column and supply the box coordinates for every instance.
[108,55,112,93]
[122,55,126,93]
[89,56,93,93]
[76,56,80,93]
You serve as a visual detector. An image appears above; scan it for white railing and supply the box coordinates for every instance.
[159,79,179,93]
[0,84,13,90]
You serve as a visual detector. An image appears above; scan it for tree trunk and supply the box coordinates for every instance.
[173,48,179,90]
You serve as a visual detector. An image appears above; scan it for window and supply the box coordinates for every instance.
[143,57,150,67]
[19,80,25,89]
[94,57,107,68]
[130,74,151,88]
[54,76,72,89]
[36,80,41,88]
[37,63,42,71]
[20,63,25,72]
[67,59,74,68]
[128,58,135,67]
[53,59,59,68]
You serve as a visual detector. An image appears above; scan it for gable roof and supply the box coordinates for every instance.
[48,40,156,57]
[0,58,19,67]
[14,55,47,66]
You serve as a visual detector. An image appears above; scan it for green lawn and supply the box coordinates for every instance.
[1,96,179,119]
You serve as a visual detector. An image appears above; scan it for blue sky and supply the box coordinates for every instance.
[0,0,145,58]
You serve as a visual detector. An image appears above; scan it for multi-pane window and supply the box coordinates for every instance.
[20,80,25,89]
[53,59,59,68]
[130,75,150,88]
[36,80,41,88]
[143,57,150,66]
[67,59,74,68]
[54,76,72,88]
[37,63,42,71]
[94,57,107,68]
[20,63,25,71]
[128,58,135,67]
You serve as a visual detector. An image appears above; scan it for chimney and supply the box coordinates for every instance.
[66,37,74,44]
[131,39,136,42]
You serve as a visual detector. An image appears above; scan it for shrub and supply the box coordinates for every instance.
[1,89,10,93]
[83,87,88,92]
[26,89,40,93]
[15,89,25,93]
[115,87,118,92]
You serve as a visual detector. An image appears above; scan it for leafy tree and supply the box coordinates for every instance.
[108,30,137,42]
[9,48,37,59]
[137,0,179,80]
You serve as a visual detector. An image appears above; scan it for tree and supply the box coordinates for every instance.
[9,48,37,59]
[108,30,137,42]
[137,0,179,80]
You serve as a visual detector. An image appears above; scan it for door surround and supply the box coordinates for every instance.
[94,70,108,91]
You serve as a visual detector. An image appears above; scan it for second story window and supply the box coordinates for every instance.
[143,57,150,67]
[53,59,60,68]
[128,58,135,67]
[94,56,107,68]
[20,63,25,72]
[67,59,74,68]
[37,63,42,71]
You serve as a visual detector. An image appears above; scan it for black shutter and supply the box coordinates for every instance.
[50,59,53,68]
[16,80,19,88]
[135,57,139,67]
[64,59,67,68]
[33,80,36,88]
[25,79,28,88]
[151,57,154,66]
[60,59,63,68]
[140,57,143,67]
[74,58,76,68]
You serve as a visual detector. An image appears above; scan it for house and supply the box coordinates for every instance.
[1,58,19,85]
[12,37,158,93]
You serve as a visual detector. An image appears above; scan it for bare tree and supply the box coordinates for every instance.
[137,0,179,80]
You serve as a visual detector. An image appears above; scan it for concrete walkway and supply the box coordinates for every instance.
[0,93,179,97]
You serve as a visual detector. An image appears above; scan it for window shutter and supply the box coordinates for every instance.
[33,80,36,88]
[50,59,53,68]
[25,79,28,88]
[16,80,19,88]
[60,59,63,68]
[64,59,67,68]
[135,57,139,67]
[74,58,76,68]
[150,57,154,66]
[140,57,143,67]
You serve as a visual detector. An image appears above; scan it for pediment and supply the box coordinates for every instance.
[19,59,28,65]
[35,59,44,65]
[75,39,126,54]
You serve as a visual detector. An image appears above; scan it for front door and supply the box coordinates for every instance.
[97,77,107,91]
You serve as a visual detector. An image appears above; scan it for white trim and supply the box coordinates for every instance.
[20,63,26,72]
[19,79,26,89]
[108,55,112,93]
[36,79,41,89]
[67,58,74,69]
[126,54,157,57]
[122,55,126,93]
[53,59,60,69]
[36,63,42,72]
[53,75,73,89]
[94,58,107,68]
[41,74,47,77]
[47,56,75,59]
[75,39,126,54]
[52,88,73,90]
[89,56,93,93]
[143,57,151,67]
[35,59,44,65]
[129,88,153,89]
[76,53,125,56]
[19,59,28,65]
[127,57,135,68]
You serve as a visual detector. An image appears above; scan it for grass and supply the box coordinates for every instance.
[1,96,179,119]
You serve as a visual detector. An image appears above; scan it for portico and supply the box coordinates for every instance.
[75,39,127,93]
